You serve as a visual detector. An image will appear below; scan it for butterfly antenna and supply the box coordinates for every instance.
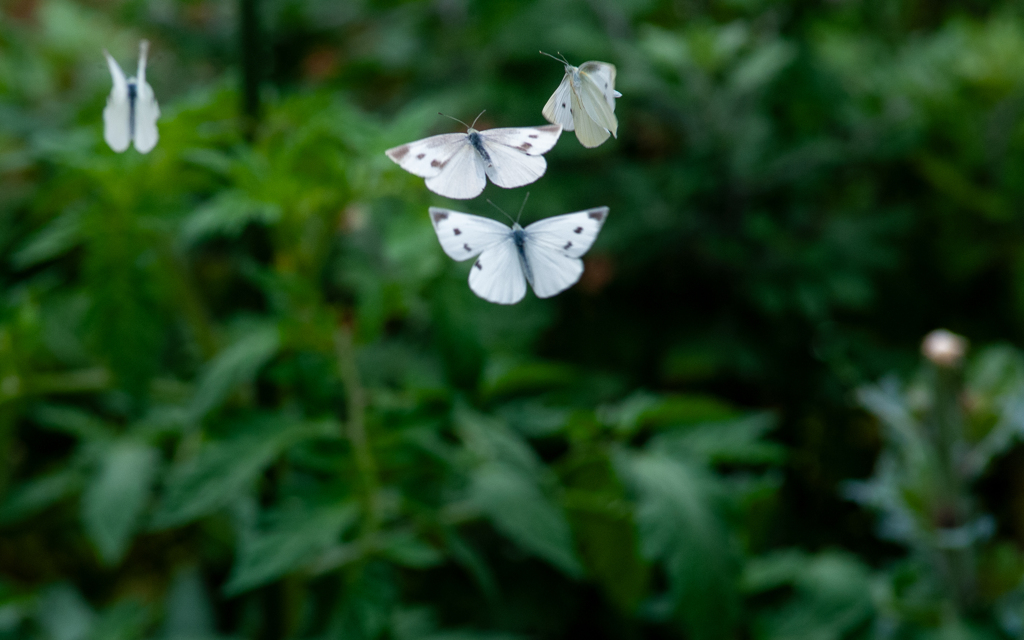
[469,110,486,130]
[515,192,530,224]
[486,199,516,225]
[540,50,569,65]
[438,112,471,129]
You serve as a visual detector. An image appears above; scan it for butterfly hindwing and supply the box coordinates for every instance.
[478,124,561,189]
[470,240,528,305]
[133,40,160,154]
[569,87,611,148]
[423,143,487,199]
[103,50,132,153]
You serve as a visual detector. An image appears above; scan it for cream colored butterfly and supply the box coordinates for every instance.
[541,52,621,148]
[103,40,160,154]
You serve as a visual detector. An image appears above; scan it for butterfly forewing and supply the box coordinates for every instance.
[386,134,468,178]
[579,62,620,110]
[524,207,609,259]
[103,51,132,152]
[577,72,618,138]
[543,75,575,131]
[428,208,512,261]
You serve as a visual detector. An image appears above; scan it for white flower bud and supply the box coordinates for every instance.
[921,329,967,367]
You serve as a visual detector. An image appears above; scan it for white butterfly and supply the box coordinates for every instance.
[103,40,160,154]
[429,205,609,305]
[541,52,621,148]
[385,118,562,200]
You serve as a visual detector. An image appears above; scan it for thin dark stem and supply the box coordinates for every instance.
[239,0,261,139]
[334,325,379,533]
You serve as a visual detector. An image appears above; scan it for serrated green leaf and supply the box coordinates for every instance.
[744,551,874,640]
[378,530,444,569]
[224,503,358,595]
[616,451,737,639]
[187,322,280,422]
[81,440,160,564]
[152,416,334,529]
[0,467,84,525]
[469,462,582,578]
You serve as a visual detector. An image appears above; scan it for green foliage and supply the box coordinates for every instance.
[6,0,1024,639]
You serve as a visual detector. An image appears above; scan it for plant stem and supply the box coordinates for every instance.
[334,325,379,534]
[239,0,262,140]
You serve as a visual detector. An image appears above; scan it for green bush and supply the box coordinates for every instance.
[6,0,1024,638]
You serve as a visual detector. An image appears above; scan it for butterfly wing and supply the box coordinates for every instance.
[542,73,575,131]
[469,240,527,304]
[423,142,487,199]
[522,207,609,298]
[477,124,562,189]
[102,50,131,153]
[385,133,468,178]
[576,64,618,140]
[569,86,611,148]
[429,207,513,261]
[429,207,525,304]
[579,61,621,110]
[132,40,160,153]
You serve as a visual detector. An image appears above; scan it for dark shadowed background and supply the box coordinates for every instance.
[4,0,1024,638]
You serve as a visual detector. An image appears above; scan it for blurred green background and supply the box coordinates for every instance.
[7,0,1024,638]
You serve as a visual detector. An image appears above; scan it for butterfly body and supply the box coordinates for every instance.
[103,40,160,154]
[430,206,609,304]
[386,124,562,199]
[542,58,621,148]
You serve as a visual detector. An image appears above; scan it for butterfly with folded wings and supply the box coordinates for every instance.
[541,52,621,148]
[103,40,160,154]
[386,115,562,200]
[429,205,609,304]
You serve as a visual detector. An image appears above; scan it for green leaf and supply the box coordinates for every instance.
[152,416,334,529]
[224,503,358,595]
[11,208,83,270]
[0,467,84,525]
[743,551,874,640]
[35,584,94,640]
[161,567,216,639]
[81,440,160,564]
[652,412,785,466]
[187,322,280,422]
[180,190,282,247]
[616,451,737,639]
[378,530,444,569]
[468,462,583,578]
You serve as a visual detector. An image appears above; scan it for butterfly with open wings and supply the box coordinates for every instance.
[103,40,160,154]
[541,52,621,148]
[429,205,609,305]
[386,115,562,200]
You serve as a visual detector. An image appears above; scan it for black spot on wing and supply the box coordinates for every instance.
[564,241,573,250]
[388,145,410,160]
[516,142,532,151]
[416,153,425,159]
[574,227,583,234]
[453,228,461,235]
[431,211,449,223]
[463,243,472,252]
[474,260,483,270]
[587,210,606,221]
[528,134,539,139]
